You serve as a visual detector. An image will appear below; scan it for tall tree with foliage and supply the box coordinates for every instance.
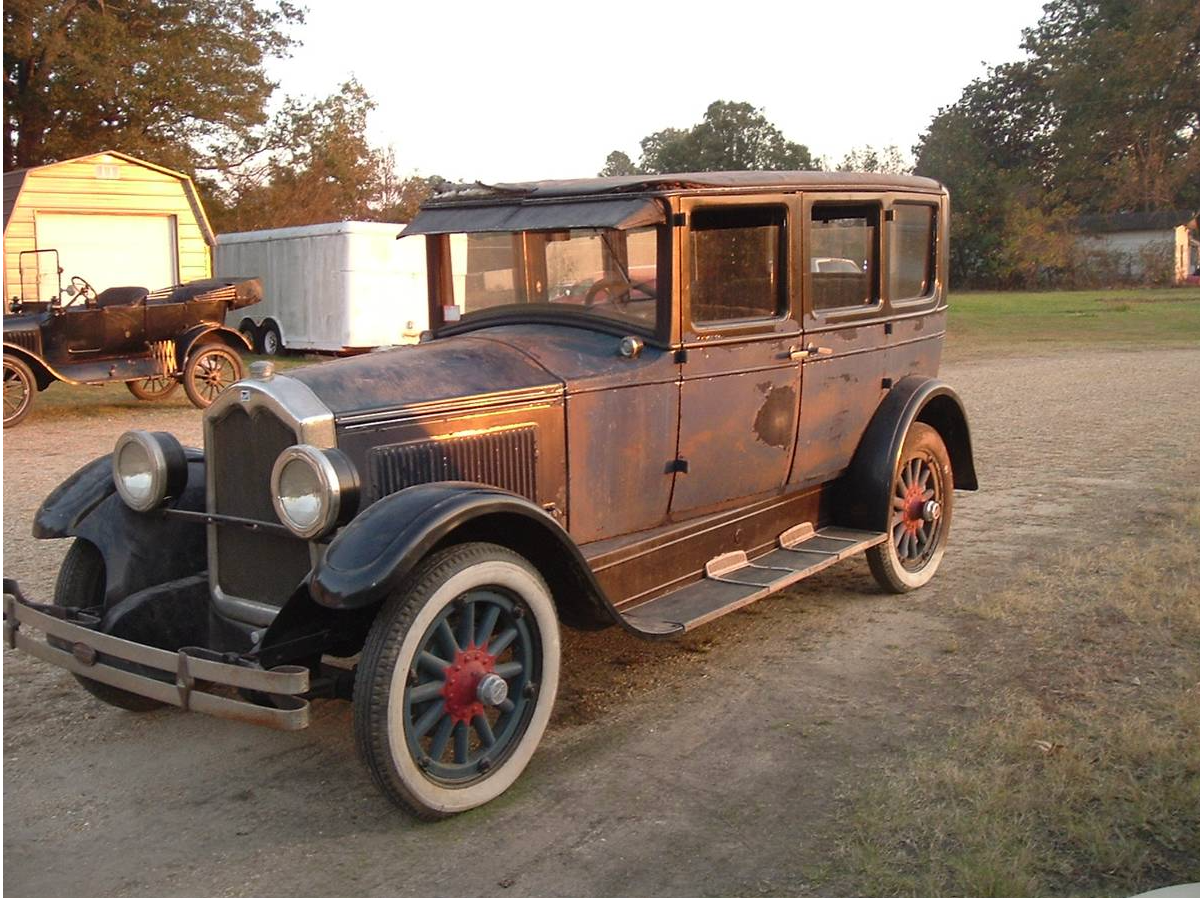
[3,0,303,172]
[600,101,818,175]
[916,0,1200,287]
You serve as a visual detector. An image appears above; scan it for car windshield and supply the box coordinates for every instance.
[442,226,660,332]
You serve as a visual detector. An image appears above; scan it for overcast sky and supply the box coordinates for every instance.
[265,0,1047,184]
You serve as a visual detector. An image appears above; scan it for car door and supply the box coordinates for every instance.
[669,194,802,519]
[790,193,889,488]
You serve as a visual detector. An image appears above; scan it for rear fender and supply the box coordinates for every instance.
[34,450,208,608]
[309,482,616,630]
[839,376,978,532]
[177,323,252,361]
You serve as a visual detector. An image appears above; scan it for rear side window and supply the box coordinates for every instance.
[810,204,879,312]
[689,206,786,324]
[890,204,936,300]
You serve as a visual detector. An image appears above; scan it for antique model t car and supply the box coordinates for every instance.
[3,172,977,818]
[3,256,259,427]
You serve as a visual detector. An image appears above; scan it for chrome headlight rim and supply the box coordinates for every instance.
[112,430,187,512]
[270,444,354,540]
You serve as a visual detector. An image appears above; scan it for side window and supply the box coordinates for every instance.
[889,204,936,301]
[689,206,786,324]
[810,204,880,312]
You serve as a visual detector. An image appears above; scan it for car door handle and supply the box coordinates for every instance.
[788,344,833,361]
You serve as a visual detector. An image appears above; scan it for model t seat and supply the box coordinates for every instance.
[94,286,149,308]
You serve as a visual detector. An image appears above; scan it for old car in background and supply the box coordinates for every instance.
[3,251,259,427]
[3,171,977,818]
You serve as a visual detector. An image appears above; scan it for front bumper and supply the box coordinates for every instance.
[3,579,310,730]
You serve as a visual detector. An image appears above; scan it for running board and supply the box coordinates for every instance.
[620,525,887,637]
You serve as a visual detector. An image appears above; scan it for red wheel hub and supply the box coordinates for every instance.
[441,644,498,724]
[902,481,926,535]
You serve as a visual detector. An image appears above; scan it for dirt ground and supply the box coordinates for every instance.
[3,346,1198,898]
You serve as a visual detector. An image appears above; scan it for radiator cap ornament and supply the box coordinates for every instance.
[250,360,276,380]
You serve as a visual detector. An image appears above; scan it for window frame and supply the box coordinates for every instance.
[887,200,939,307]
[803,196,885,321]
[680,195,796,341]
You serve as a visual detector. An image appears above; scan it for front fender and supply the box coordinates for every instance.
[177,323,252,361]
[33,450,208,607]
[839,376,978,532]
[309,482,613,626]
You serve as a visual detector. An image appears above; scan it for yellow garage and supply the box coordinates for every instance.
[3,150,213,309]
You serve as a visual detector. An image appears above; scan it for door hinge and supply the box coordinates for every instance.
[665,458,690,474]
[674,348,688,363]
[672,212,687,227]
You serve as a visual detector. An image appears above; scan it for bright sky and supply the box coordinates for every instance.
[266,0,1046,184]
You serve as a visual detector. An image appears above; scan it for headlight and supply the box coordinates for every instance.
[112,431,188,511]
[270,445,358,539]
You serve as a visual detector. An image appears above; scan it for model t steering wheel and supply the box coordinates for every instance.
[583,277,631,307]
[63,275,97,307]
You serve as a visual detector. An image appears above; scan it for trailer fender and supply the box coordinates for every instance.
[309,482,615,630]
[840,376,978,532]
[33,450,208,608]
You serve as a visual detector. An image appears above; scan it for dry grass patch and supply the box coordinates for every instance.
[829,493,1200,897]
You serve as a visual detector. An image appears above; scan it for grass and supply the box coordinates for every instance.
[947,286,1200,359]
[827,492,1200,897]
[18,351,319,421]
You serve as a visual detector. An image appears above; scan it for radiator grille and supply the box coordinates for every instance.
[209,404,312,607]
[367,426,538,504]
[6,329,40,354]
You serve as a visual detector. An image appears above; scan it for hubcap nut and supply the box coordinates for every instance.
[476,673,508,707]
[922,500,941,522]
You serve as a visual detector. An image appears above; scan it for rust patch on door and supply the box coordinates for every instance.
[753,383,796,449]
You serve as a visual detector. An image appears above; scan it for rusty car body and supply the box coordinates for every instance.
[3,261,259,426]
[3,171,977,818]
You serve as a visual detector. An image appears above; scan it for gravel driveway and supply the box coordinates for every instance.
[4,347,1198,898]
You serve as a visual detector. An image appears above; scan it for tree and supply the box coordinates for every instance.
[836,145,912,174]
[598,150,639,177]
[915,0,1200,286]
[202,80,386,232]
[602,101,819,175]
[4,0,303,172]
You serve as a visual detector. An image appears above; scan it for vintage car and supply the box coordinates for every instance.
[3,261,259,427]
[2,171,977,819]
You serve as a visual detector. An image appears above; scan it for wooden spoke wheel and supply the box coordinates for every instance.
[3,355,35,428]
[183,344,244,409]
[866,422,953,593]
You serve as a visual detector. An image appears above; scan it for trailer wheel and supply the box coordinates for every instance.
[238,319,259,350]
[260,321,282,356]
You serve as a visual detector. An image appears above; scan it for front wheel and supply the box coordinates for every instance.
[52,540,164,712]
[3,355,35,427]
[866,422,954,593]
[354,543,560,819]
[126,375,178,401]
[182,343,244,409]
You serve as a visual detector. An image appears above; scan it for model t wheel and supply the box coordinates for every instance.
[3,355,35,428]
[52,540,164,712]
[866,422,953,593]
[182,343,244,409]
[354,542,560,819]
[126,375,178,401]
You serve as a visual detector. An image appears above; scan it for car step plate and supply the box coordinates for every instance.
[621,525,887,636]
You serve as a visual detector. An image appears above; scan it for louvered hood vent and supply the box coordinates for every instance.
[366,425,538,505]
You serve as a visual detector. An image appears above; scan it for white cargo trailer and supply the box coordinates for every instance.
[215,221,429,354]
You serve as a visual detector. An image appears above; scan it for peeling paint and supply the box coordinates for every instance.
[753,385,796,449]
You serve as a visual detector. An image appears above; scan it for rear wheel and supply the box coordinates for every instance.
[126,375,178,401]
[3,355,35,427]
[866,422,954,593]
[52,540,164,712]
[183,343,243,409]
[354,543,560,819]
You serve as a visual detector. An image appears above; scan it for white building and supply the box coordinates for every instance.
[1075,210,1200,284]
